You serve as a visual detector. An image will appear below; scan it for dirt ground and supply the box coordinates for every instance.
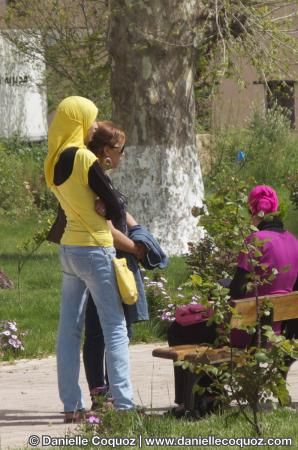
[0,343,298,449]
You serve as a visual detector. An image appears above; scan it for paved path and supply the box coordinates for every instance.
[0,344,174,449]
[0,343,298,449]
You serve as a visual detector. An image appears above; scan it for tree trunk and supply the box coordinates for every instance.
[109,0,204,255]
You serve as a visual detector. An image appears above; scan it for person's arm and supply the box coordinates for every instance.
[94,205,138,227]
[108,221,146,260]
[229,267,250,299]
[46,203,67,244]
[95,197,106,216]
[230,233,254,299]
[88,161,122,220]
[126,212,138,228]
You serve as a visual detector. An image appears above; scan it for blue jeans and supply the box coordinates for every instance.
[57,245,134,411]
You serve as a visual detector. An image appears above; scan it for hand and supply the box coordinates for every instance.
[133,242,147,261]
[95,197,106,216]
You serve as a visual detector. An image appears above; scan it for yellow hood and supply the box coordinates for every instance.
[45,96,98,187]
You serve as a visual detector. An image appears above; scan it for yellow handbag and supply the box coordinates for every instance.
[112,258,138,305]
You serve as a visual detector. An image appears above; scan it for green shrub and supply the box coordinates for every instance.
[205,105,298,236]
[208,104,298,190]
[287,172,298,210]
[0,138,56,218]
[0,148,35,217]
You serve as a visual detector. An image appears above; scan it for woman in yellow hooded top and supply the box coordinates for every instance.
[45,96,134,421]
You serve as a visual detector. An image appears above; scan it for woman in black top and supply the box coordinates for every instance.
[83,121,148,407]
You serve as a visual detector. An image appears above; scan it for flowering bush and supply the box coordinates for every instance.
[142,270,202,323]
[143,272,172,320]
[157,292,204,323]
[0,320,26,357]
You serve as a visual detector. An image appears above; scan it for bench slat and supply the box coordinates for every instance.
[231,291,298,327]
[152,345,210,361]
[185,346,231,364]
[152,345,232,363]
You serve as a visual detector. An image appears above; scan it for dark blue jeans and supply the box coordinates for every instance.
[83,292,132,391]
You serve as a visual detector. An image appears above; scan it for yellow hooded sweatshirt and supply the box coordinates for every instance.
[45,96,114,247]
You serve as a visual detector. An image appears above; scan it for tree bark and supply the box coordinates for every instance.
[109,0,204,255]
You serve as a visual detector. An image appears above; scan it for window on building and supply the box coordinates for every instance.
[266,80,295,129]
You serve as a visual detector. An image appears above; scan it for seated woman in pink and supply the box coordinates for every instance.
[229,185,298,346]
[167,185,298,417]
[231,185,298,298]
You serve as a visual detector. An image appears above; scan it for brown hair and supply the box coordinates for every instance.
[88,121,125,157]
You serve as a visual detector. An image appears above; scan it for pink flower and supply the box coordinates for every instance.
[8,338,19,348]
[2,330,10,336]
[88,415,101,424]
[7,322,17,332]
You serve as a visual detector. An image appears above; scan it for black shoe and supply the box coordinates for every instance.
[165,404,186,419]
[192,394,222,418]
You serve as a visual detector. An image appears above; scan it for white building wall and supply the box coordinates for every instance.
[0,32,47,140]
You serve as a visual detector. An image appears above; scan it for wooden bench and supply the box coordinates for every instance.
[153,291,298,413]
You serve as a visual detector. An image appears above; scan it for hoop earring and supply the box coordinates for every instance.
[104,157,112,168]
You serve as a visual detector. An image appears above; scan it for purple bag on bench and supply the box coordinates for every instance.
[175,303,214,326]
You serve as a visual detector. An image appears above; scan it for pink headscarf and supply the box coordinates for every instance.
[248,185,279,216]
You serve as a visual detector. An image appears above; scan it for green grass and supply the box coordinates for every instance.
[91,407,298,450]
[0,215,61,359]
[131,319,168,343]
[26,407,298,450]
[161,256,189,290]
